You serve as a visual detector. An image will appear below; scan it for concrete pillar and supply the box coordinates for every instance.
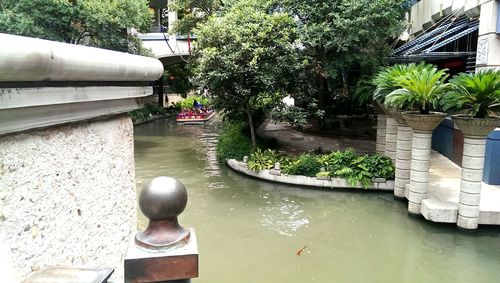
[402,112,446,215]
[0,33,163,280]
[168,0,178,45]
[407,131,433,214]
[385,116,398,163]
[394,125,413,198]
[150,8,162,32]
[453,116,499,229]
[376,114,387,155]
[476,0,500,70]
[457,137,486,229]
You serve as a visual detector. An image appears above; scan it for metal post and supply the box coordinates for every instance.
[158,76,164,107]
[124,177,198,282]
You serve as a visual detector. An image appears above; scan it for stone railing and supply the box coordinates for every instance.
[0,33,163,281]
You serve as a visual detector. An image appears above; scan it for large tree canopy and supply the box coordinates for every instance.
[277,0,406,120]
[193,0,301,147]
[172,0,228,34]
[0,0,153,53]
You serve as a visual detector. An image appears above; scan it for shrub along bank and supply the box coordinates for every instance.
[247,148,394,188]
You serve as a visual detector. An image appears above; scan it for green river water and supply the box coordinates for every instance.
[134,118,500,283]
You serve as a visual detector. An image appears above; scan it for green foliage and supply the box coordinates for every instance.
[373,63,424,103]
[270,105,309,127]
[247,148,283,171]
[385,64,449,114]
[317,149,394,188]
[352,75,376,106]
[193,0,302,147]
[128,103,167,124]
[364,154,395,180]
[216,122,253,162]
[442,70,500,118]
[173,96,211,110]
[164,63,194,96]
[239,145,395,188]
[172,0,230,34]
[280,0,406,116]
[0,0,153,53]
[282,154,321,177]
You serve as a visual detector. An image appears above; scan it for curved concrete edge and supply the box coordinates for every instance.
[0,33,164,82]
[0,86,151,136]
[227,159,394,191]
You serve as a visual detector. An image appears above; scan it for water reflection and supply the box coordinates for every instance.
[134,118,500,283]
[259,196,309,236]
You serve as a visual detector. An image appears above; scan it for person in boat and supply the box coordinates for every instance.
[193,99,203,109]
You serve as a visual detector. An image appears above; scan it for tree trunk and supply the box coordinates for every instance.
[245,109,257,148]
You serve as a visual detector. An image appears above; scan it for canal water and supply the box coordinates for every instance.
[134,119,500,283]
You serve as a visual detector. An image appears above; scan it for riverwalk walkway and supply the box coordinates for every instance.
[257,119,500,226]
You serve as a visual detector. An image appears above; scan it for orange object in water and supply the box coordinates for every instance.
[296,245,307,256]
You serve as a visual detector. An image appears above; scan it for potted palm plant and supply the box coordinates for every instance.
[441,69,499,229]
[384,64,448,130]
[442,69,500,136]
[383,63,448,215]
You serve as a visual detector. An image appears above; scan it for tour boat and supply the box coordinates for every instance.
[176,109,215,125]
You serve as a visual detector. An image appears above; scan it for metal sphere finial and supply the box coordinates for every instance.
[135,176,190,250]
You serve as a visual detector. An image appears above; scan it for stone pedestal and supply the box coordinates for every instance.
[453,116,499,229]
[124,228,198,283]
[124,177,199,282]
[402,112,446,215]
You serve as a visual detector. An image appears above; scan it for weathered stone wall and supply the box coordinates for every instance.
[0,116,136,281]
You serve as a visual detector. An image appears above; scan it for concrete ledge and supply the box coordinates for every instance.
[421,197,458,223]
[227,159,394,191]
[0,86,152,136]
[0,33,163,82]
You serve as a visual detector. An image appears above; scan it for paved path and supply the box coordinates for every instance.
[258,118,500,227]
[257,119,375,154]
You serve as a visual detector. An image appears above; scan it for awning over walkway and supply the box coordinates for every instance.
[392,15,479,62]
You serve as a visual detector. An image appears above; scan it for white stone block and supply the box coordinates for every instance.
[408,201,421,214]
[412,136,432,149]
[421,198,458,223]
[411,148,431,161]
[409,182,428,194]
[461,156,486,170]
[458,203,480,218]
[458,192,481,206]
[457,215,479,230]
[459,180,483,194]
[461,168,484,182]
[410,170,430,183]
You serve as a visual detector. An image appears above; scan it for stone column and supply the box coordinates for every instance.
[402,112,446,215]
[395,125,413,198]
[385,116,398,163]
[376,113,387,155]
[407,131,433,213]
[387,109,413,199]
[476,0,500,71]
[457,137,486,229]
[168,0,178,45]
[453,117,499,229]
